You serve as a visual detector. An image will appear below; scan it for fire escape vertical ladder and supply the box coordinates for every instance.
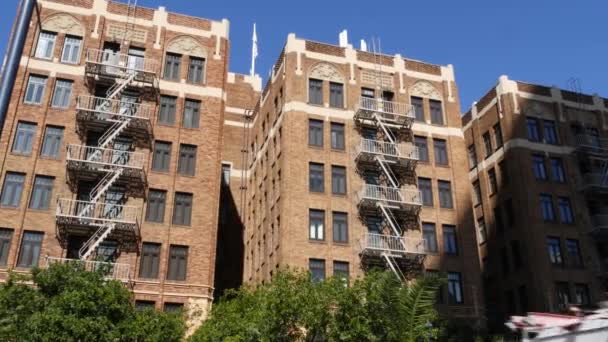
[376,156,399,188]
[382,253,405,282]
[79,223,117,260]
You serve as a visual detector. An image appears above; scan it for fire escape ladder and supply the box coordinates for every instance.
[382,252,405,282]
[376,156,399,188]
[601,159,608,186]
[77,169,124,218]
[373,112,396,144]
[79,223,117,260]
[379,203,402,237]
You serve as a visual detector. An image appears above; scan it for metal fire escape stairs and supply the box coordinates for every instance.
[78,0,139,260]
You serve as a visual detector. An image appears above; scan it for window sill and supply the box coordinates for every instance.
[439,206,455,211]
[176,173,197,178]
[22,102,44,107]
[181,126,201,130]
[10,152,33,157]
[332,193,348,197]
[330,148,346,153]
[0,206,21,211]
[26,208,51,213]
[332,241,350,246]
[308,144,324,150]
[307,102,324,107]
[39,156,61,161]
[308,239,326,244]
[150,170,171,175]
[435,163,451,168]
[171,224,192,228]
[309,191,325,195]
[156,122,176,128]
[328,106,346,111]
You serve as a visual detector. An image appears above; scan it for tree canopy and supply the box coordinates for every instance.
[0,262,185,342]
[191,269,444,342]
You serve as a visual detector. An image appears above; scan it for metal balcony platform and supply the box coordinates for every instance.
[360,232,426,257]
[354,97,415,130]
[45,257,131,283]
[355,139,418,173]
[84,49,158,86]
[55,198,140,253]
[357,184,422,215]
[575,134,608,157]
[579,173,608,195]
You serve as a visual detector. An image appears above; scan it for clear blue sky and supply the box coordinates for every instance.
[1,0,606,111]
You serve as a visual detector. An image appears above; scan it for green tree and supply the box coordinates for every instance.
[0,261,185,341]
[191,269,443,342]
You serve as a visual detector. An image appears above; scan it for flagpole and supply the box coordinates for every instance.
[250,23,258,77]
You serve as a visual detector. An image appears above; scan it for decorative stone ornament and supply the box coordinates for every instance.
[42,14,84,36]
[309,63,345,83]
[409,81,442,100]
[167,36,207,58]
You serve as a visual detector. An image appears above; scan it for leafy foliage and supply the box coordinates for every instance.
[191,269,444,342]
[0,262,185,341]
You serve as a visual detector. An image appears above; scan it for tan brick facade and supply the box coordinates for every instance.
[463,75,608,329]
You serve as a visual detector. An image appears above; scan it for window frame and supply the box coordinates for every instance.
[61,35,82,64]
[12,121,37,155]
[308,119,324,147]
[40,125,63,159]
[145,189,167,223]
[177,144,197,176]
[35,31,56,60]
[24,75,47,105]
[309,209,325,241]
[433,138,448,165]
[166,245,188,281]
[329,82,344,108]
[330,122,345,150]
[28,175,54,210]
[187,56,205,84]
[139,242,161,279]
[438,180,453,209]
[422,222,438,253]
[172,192,193,226]
[152,141,172,172]
[51,79,73,108]
[429,99,444,125]
[163,53,182,81]
[308,78,323,105]
[309,162,324,193]
[442,225,458,255]
[332,211,348,243]
[182,99,201,129]
[1,172,25,208]
[331,165,347,195]
[16,231,44,268]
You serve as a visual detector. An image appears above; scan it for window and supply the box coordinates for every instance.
[518,286,529,314]
[158,96,177,125]
[438,180,453,208]
[494,207,504,233]
[330,122,345,150]
[501,247,510,274]
[477,218,487,244]
[187,57,205,84]
[309,163,324,193]
[167,245,188,280]
[221,164,231,185]
[178,144,197,176]
[309,119,323,146]
[423,223,438,253]
[183,99,200,128]
[1,172,25,207]
[540,194,555,222]
[430,100,443,125]
[447,272,464,304]
[50,79,73,108]
[29,175,54,210]
[527,117,541,142]
[329,82,344,108]
[433,138,448,165]
[483,132,493,158]
[443,225,458,255]
[333,261,349,284]
[415,136,429,162]
[164,303,184,313]
[544,120,558,144]
[547,237,563,266]
[566,239,583,268]
[145,190,166,223]
[493,124,503,149]
[308,79,323,105]
[24,75,47,104]
[35,31,56,59]
[556,282,570,307]
[61,36,81,64]
[331,166,346,195]
[468,144,477,169]
[472,181,482,206]
[550,158,565,183]
[558,197,574,224]
[164,53,181,80]
[309,258,325,282]
[12,122,36,155]
[411,96,424,121]
[511,240,523,269]
[172,192,192,226]
[332,212,348,243]
[418,178,433,206]
[17,231,43,268]
[309,209,324,241]
[0,229,13,266]
[532,154,547,180]
[135,301,156,311]
[40,126,63,158]
[488,168,498,195]
[152,141,171,172]
[574,284,590,306]
[139,243,161,278]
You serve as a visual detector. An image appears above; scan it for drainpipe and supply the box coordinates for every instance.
[0,0,36,135]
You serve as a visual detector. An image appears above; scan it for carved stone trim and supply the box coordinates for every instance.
[409,81,442,100]
[42,13,84,36]
[309,63,345,83]
[167,36,207,58]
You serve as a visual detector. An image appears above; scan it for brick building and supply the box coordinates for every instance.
[219,34,484,325]
[0,0,232,323]
[462,75,608,329]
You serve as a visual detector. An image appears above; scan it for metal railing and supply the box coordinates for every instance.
[85,48,158,75]
[591,214,608,230]
[56,198,140,225]
[45,257,130,282]
[67,144,146,170]
[575,134,608,153]
[76,95,153,121]
[361,233,426,255]
[582,173,608,188]
[358,184,422,206]
[355,97,415,122]
[357,139,419,161]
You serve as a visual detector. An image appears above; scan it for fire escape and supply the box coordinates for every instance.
[354,57,424,280]
[53,0,158,280]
